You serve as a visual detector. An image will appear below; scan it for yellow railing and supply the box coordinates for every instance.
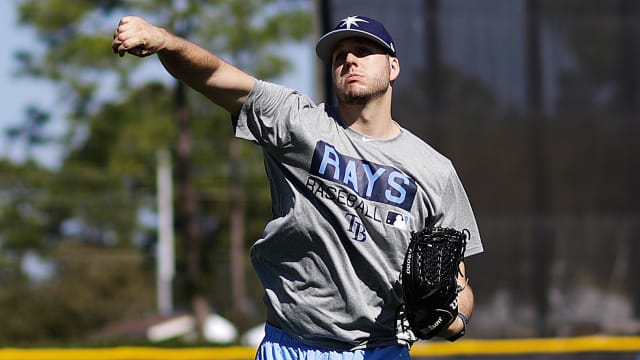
[0,347,255,360]
[411,336,640,356]
[2,336,640,360]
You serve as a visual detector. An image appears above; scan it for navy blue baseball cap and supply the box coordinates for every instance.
[315,15,397,63]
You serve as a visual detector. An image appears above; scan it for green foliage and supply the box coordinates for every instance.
[0,243,155,345]
[67,82,175,178]
[0,161,55,256]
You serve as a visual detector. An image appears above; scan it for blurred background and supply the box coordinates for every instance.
[0,0,639,349]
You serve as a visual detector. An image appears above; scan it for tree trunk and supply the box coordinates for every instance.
[174,80,208,340]
[229,139,251,318]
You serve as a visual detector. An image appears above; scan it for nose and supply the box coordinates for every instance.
[347,51,359,62]
[344,51,359,67]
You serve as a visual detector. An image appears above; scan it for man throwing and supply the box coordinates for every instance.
[113,14,483,360]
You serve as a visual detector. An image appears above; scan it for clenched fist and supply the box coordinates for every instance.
[112,16,169,57]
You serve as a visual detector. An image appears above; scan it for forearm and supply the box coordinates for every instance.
[439,262,474,339]
[113,16,253,115]
[441,285,473,337]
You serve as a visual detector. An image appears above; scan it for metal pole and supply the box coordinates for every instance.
[156,149,175,315]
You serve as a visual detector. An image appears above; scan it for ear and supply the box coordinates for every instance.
[389,57,400,82]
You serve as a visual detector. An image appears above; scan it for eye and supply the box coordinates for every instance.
[355,46,372,57]
[332,50,347,64]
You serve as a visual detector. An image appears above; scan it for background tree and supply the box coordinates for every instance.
[4,105,53,163]
[1,0,311,344]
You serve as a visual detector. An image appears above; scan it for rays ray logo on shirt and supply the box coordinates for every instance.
[310,141,417,211]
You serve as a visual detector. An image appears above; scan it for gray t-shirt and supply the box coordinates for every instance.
[234,80,483,350]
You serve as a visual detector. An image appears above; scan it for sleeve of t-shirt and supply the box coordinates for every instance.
[440,167,484,257]
[232,79,316,149]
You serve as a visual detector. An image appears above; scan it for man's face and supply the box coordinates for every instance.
[331,38,397,105]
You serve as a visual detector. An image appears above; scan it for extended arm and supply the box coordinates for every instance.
[112,16,255,116]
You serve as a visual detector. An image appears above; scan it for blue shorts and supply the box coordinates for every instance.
[255,323,411,360]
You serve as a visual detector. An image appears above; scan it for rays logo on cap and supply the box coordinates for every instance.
[315,15,397,63]
[340,16,369,30]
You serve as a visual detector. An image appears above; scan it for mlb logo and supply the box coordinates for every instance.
[386,211,408,230]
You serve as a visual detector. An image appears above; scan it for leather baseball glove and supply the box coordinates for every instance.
[401,226,468,340]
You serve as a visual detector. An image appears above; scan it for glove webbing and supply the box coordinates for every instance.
[411,227,467,294]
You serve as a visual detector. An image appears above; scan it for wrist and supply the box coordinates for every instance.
[446,312,468,342]
[159,28,176,52]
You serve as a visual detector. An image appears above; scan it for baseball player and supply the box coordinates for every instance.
[113,14,483,360]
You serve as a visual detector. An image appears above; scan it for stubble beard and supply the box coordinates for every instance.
[336,77,390,106]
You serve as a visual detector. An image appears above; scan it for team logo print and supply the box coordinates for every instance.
[340,16,369,30]
[310,141,417,211]
[386,211,409,230]
[345,213,367,242]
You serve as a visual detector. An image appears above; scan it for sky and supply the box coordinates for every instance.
[0,1,314,169]
[0,1,63,167]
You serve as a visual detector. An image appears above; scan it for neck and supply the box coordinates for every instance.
[338,90,399,139]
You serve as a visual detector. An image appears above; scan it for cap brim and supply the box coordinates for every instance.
[315,29,392,64]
